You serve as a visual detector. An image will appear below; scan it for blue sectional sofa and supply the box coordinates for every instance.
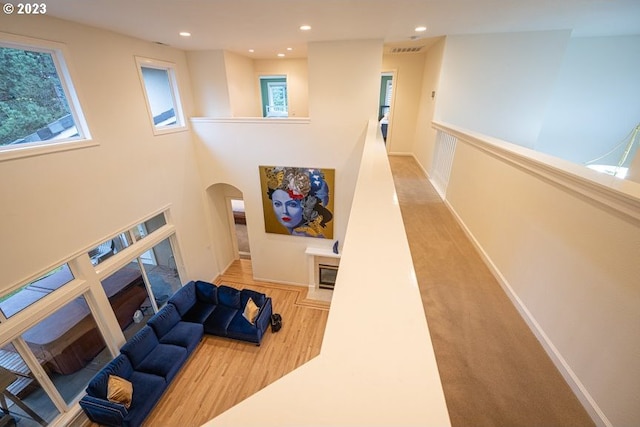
[79,281,272,427]
[169,280,273,345]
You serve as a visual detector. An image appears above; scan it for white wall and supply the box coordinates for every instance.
[224,51,261,117]
[0,14,216,290]
[381,52,426,154]
[536,35,640,166]
[412,37,446,172]
[190,39,381,285]
[186,50,231,117]
[436,31,571,148]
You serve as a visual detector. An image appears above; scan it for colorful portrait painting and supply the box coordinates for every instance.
[259,166,335,239]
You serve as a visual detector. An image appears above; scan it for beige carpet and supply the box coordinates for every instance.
[389,156,594,427]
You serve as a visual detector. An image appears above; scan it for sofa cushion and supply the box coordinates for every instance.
[240,288,266,308]
[227,311,261,344]
[168,281,196,316]
[183,300,216,324]
[126,371,166,426]
[120,326,159,369]
[158,321,203,353]
[217,285,241,308]
[148,304,182,338]
[242,297,260,324]
[86,354,134,399]
[107,375,133,408]
[202,305,237,336]
[195,281,218,304]
[135,343,187,382]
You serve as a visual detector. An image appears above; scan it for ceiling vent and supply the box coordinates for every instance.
[389,46,424,54]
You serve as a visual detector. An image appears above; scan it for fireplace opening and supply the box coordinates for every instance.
[318,264,338,290]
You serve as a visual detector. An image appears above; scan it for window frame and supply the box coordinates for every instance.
[0,32,93,162]
[135,56,187,136]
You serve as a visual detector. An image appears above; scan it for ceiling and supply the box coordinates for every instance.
[42,0,640,58]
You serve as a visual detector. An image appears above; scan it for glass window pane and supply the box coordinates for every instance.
[131,213,166,242]
[0,343,59,425]
[143,238,181,308]
[21,295,110,406]
[0,46,80,147]
[100,263,149,337]
[0,265,74,319]
[140,66,177,128]
[88,233,132,266]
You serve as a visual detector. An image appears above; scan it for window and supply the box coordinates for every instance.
[260,76,288,118]
[0,32,91,159]
[136,57,186,134]
[0,265,74,319]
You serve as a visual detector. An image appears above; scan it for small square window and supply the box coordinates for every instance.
[0,33,92,159]
[136,57,186,135]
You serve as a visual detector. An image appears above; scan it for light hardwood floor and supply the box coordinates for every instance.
[90,260,329,427]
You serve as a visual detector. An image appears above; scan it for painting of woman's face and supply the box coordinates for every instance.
[260,165,335,238]
[271,189,304,229]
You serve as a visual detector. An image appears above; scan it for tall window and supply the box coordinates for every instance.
[136,57,186,135]
[260,76,288,118]
[0,33,91,158]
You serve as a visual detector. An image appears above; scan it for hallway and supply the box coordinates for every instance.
[389,155,594,427]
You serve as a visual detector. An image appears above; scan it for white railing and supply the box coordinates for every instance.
[432,122,640,224]
[430,129,457,199]
[266,105,288,117]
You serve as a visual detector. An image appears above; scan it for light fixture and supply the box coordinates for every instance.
[248,49,255,53]
[299,25,311,31]
[286,47,293,51]
[277,53,285,57]
[179,31,191,37]
[414,26,427,32]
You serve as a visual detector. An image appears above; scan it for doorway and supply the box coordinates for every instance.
[259,75,288,118]
[379,72,395,147]
[229,198,250,259]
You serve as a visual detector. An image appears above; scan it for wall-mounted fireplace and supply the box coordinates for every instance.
[318,264,338,290]
[305,247,340,302]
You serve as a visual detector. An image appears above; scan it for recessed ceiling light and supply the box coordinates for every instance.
[179,31,191,37]
[248,49,255,53]
[415,26,427,32]
[286,47,293,51]
[277,53,285,57]
[299,25,312,31]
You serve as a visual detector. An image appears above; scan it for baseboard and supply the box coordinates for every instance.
[441,197,611,427]
[252,275,307,288]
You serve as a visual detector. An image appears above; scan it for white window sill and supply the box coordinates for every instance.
[0,139,99,162]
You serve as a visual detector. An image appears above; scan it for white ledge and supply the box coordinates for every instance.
[433,121,640,225]
[305,247,341,259]
[190,117,310,125]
